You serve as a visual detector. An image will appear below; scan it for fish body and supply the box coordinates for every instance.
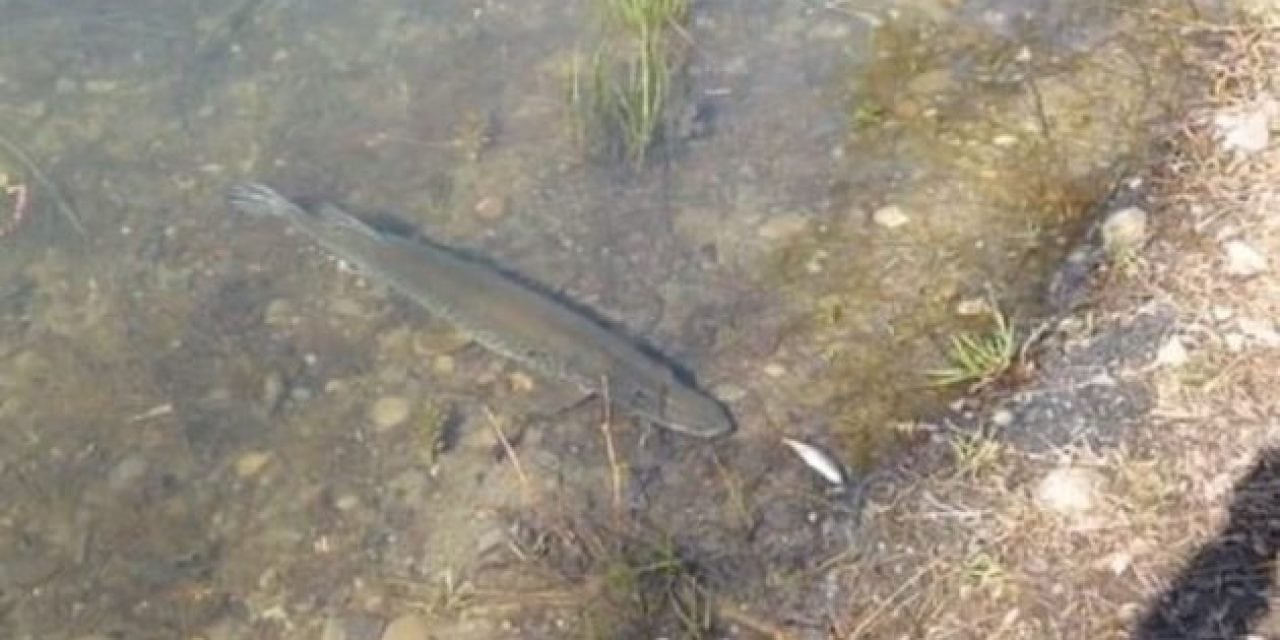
[226,183,734,438]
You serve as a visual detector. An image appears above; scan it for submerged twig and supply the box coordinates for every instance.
[599,375,624,513]
[0,130,87,237]
[485,407,535,504]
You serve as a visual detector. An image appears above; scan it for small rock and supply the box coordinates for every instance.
[1211,305,1235,322]
[1225,333,1247,353]
[714,383,747,402]
[509,371,535,392]
[334,493,361,511]
[1239,318,1280,347]
[318,611,381,640]
[955,297,991,317]
[381,614,430,640]
[474,196,508,220]
[1100,551,1133,576]
[992,133,1018,147]
[321,617,348,640]
[433,355,455,374]
[369,396,411,431]
[108,454,148,493]
[1223,239,1268,277]
[1117,602,1144,623]
[235,451,272,478]
[263,299,295,327]
[1035,466,1105,517]
[261,370,286,411]
[990,408,1013,427]
[1155,336,1189,367]
[763,363,786,377]
[805,249,828,273]
[1215,103,1273,154]
[1100,206,1148,254]
[756,213,809,240]
[871,204,910,229]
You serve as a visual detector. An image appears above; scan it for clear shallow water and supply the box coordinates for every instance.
[0,0,1194,636]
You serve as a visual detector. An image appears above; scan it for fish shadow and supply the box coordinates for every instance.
[1135,447,1280,639]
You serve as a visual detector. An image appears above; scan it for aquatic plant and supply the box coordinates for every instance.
[600,0,687,34]
[927,300,1017,388]
[567,0,689,166]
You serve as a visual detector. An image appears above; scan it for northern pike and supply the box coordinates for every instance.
[226,183,735,438]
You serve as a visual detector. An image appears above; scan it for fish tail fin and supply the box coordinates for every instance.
[226,182,302,219]
[228,182,384,241]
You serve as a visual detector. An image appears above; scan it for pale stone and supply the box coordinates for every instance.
[1225,333,1247,353]
[509,371,535,392]
[1100,206,1148,253]
[433,355,455,374]
[474,195,508,220]
[955,297,990,317]
[1035,466,1105,516]
[1101,550,1133,576]
[235,451,272,478]
[1215,102,1274,154]
[381,614,430,640]
[108,455,148,492]
[872,204,909,229]
[1156,337,1189,367]
[1223,239,1268,277]
[992,133,1019,147]
[990,408,1013,427]
[369,396,411,430]
[1239,318,1280,346]
[756,213,809,240]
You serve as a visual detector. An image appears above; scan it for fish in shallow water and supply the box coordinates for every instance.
[226,182,735,438]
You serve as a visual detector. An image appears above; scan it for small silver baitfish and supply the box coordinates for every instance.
[226,182,734,438]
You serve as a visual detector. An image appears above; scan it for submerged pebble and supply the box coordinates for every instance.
[473,195,508,220]
[1100,206,1148,254]
[381,614,430,640]
[235,451,272,478]
[107,454,148,493]
[369,396,411,430]
[756,213,809,240]
[872,204,910,229]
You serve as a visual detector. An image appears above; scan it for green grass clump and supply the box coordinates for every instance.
[928,300,1017,389]
[567,0,689,167]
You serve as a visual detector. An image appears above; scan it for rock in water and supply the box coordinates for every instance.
[369,396,411,430]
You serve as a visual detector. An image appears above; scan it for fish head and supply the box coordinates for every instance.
[617,379,735,439]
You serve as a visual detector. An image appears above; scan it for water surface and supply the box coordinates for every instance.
[0,0,1193,636]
